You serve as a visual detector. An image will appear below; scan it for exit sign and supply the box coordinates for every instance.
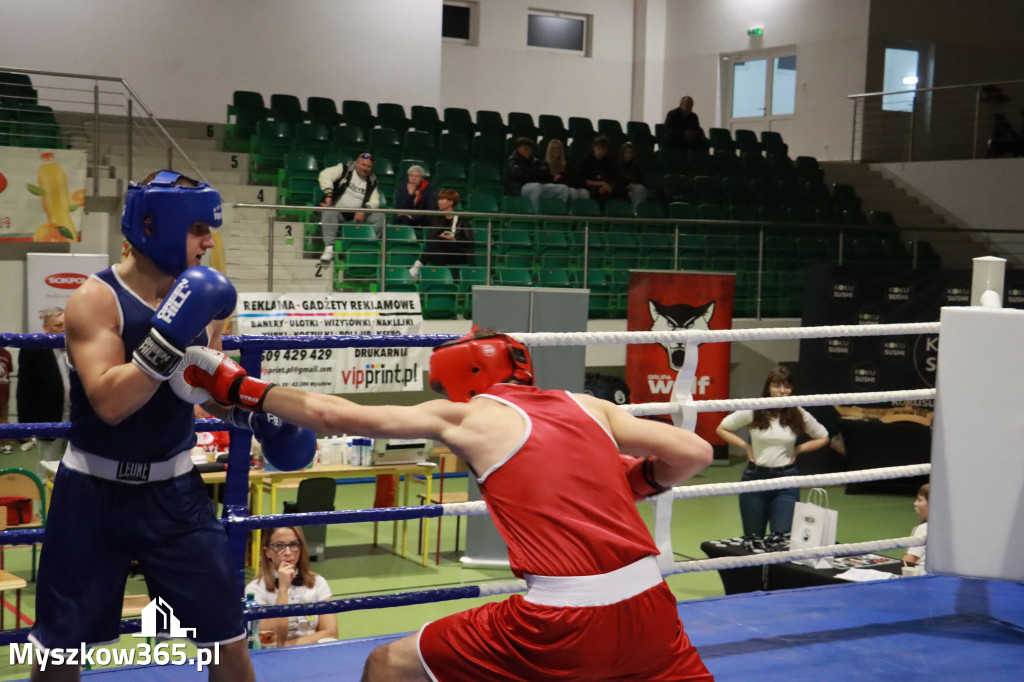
[747,27,763,36]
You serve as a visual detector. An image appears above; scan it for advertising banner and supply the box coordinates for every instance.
[25,253,109,332]
[799,265,1024,401]
[237,292,426,393]
[626,271,735,457]
[0,148,88,242]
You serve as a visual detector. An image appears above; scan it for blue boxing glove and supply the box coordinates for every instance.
[133,267,237,381]
[227,408,317,472]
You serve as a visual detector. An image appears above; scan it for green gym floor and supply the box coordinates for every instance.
[0,451,919,680]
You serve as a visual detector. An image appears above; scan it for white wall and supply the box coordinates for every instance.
[440,0,636,124]
[661,0,871,160]
[0,0,443,122]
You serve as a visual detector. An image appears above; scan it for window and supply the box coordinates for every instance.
[527,10,589,55]
[771,56,797,116]
[726,51,797,120]
[442,2,476,43]
[883,48,920,113]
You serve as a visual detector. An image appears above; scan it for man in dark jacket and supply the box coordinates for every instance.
[17,307,70,459]
[662,96,708,151]
[576,136,619,207]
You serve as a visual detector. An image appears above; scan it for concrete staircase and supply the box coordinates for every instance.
[58,111,330,293]
[820,161,989,269]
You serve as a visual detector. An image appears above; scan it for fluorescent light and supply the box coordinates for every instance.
[903,76,919,85]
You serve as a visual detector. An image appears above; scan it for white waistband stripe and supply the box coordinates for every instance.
[62,446,195,484]
[523,555,663,607]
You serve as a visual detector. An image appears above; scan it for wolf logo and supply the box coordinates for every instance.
[648,299,716,370]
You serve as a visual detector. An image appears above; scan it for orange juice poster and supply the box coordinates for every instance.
[0,148,87,242]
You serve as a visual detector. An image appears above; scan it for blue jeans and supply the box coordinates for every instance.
[738,464,800,536]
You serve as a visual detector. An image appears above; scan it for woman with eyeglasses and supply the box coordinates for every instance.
[245,526,337,646]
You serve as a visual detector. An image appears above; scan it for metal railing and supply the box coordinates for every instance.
[228,204,1024,319]
[0,66,205,191]
[849,79,1024,163]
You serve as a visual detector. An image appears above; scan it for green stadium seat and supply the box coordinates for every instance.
[377,103,410,135]
[536,267,573,288]
[536,230,572,268]
[339,251,381,286]
[433,160,469,197]
[496,229,534,268]
[626,121,656,147]
[468,162,504,197]
[292,123,330,162]
[734,129,762,154]
[248,120,291,182]
[597,119,626,145]
[269,94,306,126]
[330,125,366,158]
[369,127,402,163]
[457,266,489,316]
[538,114,567,139]
[475,110,507,137]
[567,117,595,140]
[470,135,505,165]
[403,130,436,167]
[410,105,442,137]
[437,132,471,165]
[495,268,533,287]
[226,90,267,151]
[418,266,459,319]
[507,112,539,139]
[307,97,341,127]
[342,100,376,132]
[443,107,475,137]
[341,223,380,254]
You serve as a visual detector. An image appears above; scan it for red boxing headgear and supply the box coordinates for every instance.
[429,331,534,402]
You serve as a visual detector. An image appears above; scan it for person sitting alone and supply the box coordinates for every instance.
[901,483,929,572]
[409,188,472,279]
[246,526,338,647]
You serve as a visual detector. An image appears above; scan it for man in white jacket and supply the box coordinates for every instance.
[317,152,385,262]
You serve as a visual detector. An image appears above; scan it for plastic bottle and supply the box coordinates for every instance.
[37,152,77,240]
[244,592,260,649]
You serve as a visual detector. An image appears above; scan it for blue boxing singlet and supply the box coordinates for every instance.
[67,266,206,463]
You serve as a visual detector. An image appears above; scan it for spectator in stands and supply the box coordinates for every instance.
[409,189,472,279]
[16,307,71,460]
[394,164,438,231]
[576,136,618,208]
[542,139,588,204]
[317,152,385,263]
[716,366,829,538]
[505,137,570,213]
[902,483,929,572]
[246,526,337,647]
[615,142,648,212]
[0,347,12,454]
[662,96,707,151]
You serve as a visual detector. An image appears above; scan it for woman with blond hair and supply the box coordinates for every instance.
[543,138,588,203]
[245,526,337,647]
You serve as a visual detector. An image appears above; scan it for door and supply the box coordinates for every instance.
[721,49,799,142]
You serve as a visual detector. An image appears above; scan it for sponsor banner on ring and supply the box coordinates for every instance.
[625,270,735,455]
[237,292,426,393]
[25,253,109,333]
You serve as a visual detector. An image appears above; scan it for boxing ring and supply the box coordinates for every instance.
[2,316,1023,680]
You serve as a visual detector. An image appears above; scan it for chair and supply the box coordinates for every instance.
[443,107,475,137]
[468,161,504,197]
[377,103,410,135]
[403,130,437,167]
[307,97,341,127]
[538,114,567,139]
[438,132,471,165]
[282,478,335,561]
[433,159,469,197]
[369,127,402,163]
[410,105,442,137]
[475,110,507,137]
[418,267,459,319]
[248,120,291,182]
[0,468,46,580]
[507,112,539,139]
[626,121,656,147]
[568,116,595,141]
[415,453,468,564]
[226,90,267,150]
[341,100,376,131]
[269,94,306,125]
[597,119,626,145]
[291,123,330,162]
[331,125,366,158]
[734,129,762,154]
[470,134,506,166]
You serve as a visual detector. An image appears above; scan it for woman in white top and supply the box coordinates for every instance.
[716,366,829,537]
[902,483,929,571]
[245,526,337,647]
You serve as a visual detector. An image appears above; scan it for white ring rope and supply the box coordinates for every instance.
[437,464,931,517]
[627,388,936,416]
[510,322,939,347]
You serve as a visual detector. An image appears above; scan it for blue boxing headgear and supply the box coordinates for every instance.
[121,170,223,275]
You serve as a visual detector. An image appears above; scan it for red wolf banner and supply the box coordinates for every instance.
[626,271,735,459]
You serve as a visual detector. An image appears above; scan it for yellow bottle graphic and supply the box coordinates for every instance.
[36,152,77,241]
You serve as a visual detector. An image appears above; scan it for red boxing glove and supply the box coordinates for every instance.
[170,346,274,410]
[621,454,672,499]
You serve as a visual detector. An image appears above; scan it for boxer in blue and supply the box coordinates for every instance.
[29,171,312,682]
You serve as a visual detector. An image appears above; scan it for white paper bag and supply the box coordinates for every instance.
[790,488,838,568]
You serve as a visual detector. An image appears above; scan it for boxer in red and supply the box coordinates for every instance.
[176,328,715,681]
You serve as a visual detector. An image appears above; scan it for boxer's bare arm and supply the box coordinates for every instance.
[574,393,713,486]
[64,279,160,424]
[260,387,526,474]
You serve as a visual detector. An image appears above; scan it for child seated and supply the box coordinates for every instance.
[901,483,929,571]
